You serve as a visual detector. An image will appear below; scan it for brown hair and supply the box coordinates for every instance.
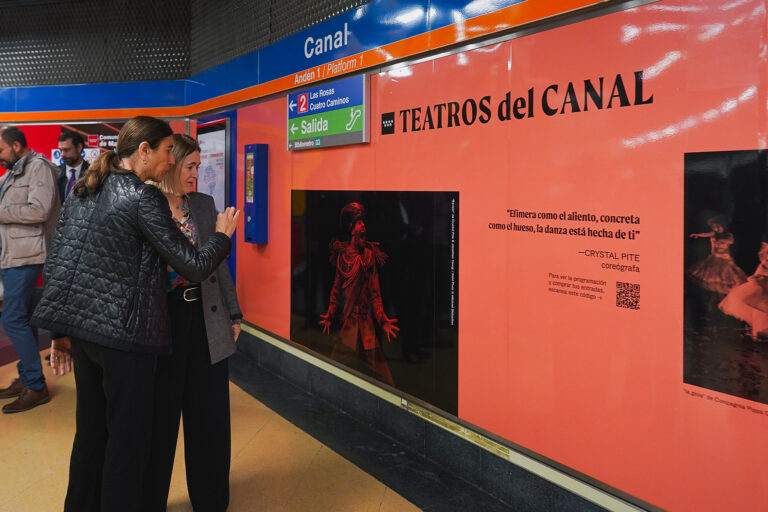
[73,116,173,197]
[0,126,27,148]
[155,133,200,196]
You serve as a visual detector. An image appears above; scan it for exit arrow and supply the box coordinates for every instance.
[290,123,298,134]
[289,100,297,112]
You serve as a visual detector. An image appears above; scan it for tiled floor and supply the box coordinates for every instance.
[0,350,420,512]
[228,354,517,512]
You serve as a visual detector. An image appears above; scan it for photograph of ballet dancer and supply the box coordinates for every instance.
[290,190,458,414]
[684,150,768,404]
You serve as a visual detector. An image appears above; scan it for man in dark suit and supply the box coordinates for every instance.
[57,131,89,203]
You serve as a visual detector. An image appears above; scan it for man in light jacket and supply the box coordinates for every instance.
[0,126,60,413]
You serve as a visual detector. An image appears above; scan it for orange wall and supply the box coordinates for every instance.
[236,101,292,336]
[233,1,768,510]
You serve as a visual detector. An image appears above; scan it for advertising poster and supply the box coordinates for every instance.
[50,122,125,165]
[0,123,125,172]
[290,190,458,413]
[235,1,768,509]
[684,150,768,405]
[367,3,768,509]
[245,152,254,204]
[197,121,227,212]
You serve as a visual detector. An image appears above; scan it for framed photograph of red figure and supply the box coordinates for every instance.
[290,190,458,414]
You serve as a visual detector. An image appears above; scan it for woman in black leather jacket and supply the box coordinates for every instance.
[31,116,239,512]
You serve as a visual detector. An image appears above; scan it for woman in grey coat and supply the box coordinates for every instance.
[144,133,242,512]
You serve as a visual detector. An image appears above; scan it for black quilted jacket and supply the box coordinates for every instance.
[31,171,232,353]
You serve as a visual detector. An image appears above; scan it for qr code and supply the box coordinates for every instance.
[616,282,640,309]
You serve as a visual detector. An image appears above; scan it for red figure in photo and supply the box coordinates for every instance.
[320,202,399,385]
[719,242,768,341]
[687,217,746,295]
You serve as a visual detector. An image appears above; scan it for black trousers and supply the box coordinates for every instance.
[65,337,157,512]
[143,294,231,512]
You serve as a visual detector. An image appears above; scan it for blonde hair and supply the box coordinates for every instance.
[155,133,200,196]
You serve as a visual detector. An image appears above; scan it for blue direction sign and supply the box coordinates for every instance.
[287,74,369,151]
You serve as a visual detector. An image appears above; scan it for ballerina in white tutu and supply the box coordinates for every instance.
[719,242,768,340]
[688,217,747,295]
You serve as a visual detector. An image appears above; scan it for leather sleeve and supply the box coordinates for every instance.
[136,184,231,282]
[42,201,69,285]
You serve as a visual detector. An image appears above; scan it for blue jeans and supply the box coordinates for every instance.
[1,264,44,391]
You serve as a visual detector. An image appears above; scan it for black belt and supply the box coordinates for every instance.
[169,285,201,302]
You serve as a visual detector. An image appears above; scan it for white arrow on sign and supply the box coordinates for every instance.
[290,123,298,134]
[289,100,297,112]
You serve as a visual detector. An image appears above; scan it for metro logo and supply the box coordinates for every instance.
[381,112,395,135]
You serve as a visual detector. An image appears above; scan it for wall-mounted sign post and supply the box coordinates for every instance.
[286,74,368,150]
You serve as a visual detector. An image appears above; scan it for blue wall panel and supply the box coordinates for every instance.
[427,0,527,31]
[14,81,186,112]
[186,52,260,105]
[0,88,14,112]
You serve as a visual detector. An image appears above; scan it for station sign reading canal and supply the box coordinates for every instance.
[286,74,368,151]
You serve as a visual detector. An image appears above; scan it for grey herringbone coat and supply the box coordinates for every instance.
[187,192,242,364]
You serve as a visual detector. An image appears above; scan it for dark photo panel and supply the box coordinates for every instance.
[684,150,768,404]
[291,190,459,414]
